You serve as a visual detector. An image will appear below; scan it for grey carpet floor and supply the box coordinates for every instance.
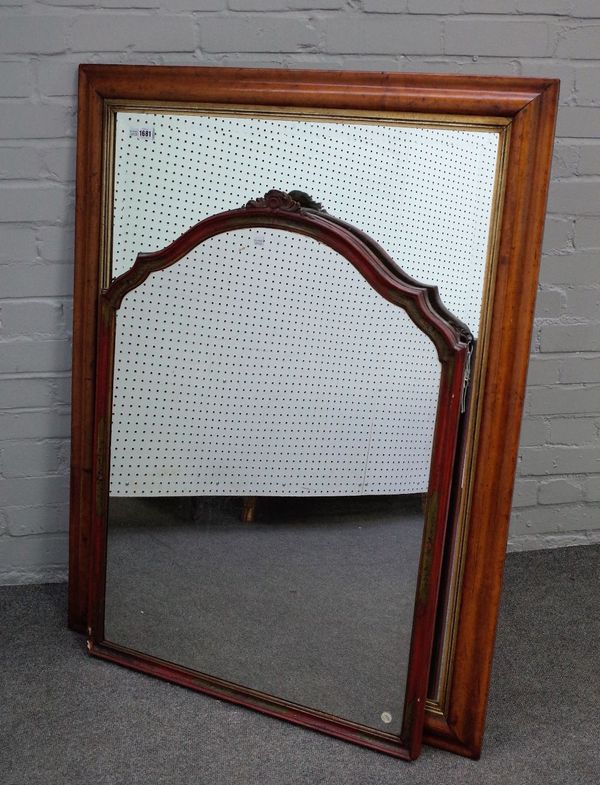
[1,545,599,785]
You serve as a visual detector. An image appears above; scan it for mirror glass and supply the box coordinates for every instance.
[111,111,499,338]
[105,228,441,735]
[101,108,502,740]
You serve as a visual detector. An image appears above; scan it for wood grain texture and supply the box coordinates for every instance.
[68,66,103,634]
[68,65,558,758]
[422,79,560,759]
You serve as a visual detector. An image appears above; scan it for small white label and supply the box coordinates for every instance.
[253,232,266,247]
[380,712,392,724]
[129,126,155,140]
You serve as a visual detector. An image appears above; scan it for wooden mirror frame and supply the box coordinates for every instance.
[89,189,472,760]
[69,64,558,759]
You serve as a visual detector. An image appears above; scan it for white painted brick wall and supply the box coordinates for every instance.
[1,1,599,583]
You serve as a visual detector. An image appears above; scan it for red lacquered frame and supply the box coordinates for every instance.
[88,190,472,760]
[69,65,558,759]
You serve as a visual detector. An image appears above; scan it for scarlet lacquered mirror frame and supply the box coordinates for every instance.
[92,191,472,760]
[69,64,558,759]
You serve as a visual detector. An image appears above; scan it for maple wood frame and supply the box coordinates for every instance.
[69,64,558,759]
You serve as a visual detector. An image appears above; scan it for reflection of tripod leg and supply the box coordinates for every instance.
[242,496,257,523]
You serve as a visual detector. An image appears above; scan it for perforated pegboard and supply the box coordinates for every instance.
[110,230,440,497]
[112,112,499,334]
[109,111,499,498]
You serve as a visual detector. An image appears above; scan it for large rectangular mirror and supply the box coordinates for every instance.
[70,66,558,759]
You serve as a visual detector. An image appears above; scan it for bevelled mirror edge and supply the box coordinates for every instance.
[68,65,559,760]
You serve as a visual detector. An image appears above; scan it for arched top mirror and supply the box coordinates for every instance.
[106,188,472,355]
[91,191,471,759]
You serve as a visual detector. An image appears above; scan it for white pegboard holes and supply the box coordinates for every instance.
[110,230,441,498]
[110,111,498,499]
[112,111,499,335]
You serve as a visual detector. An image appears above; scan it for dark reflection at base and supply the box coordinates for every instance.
[105,494,424,736]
